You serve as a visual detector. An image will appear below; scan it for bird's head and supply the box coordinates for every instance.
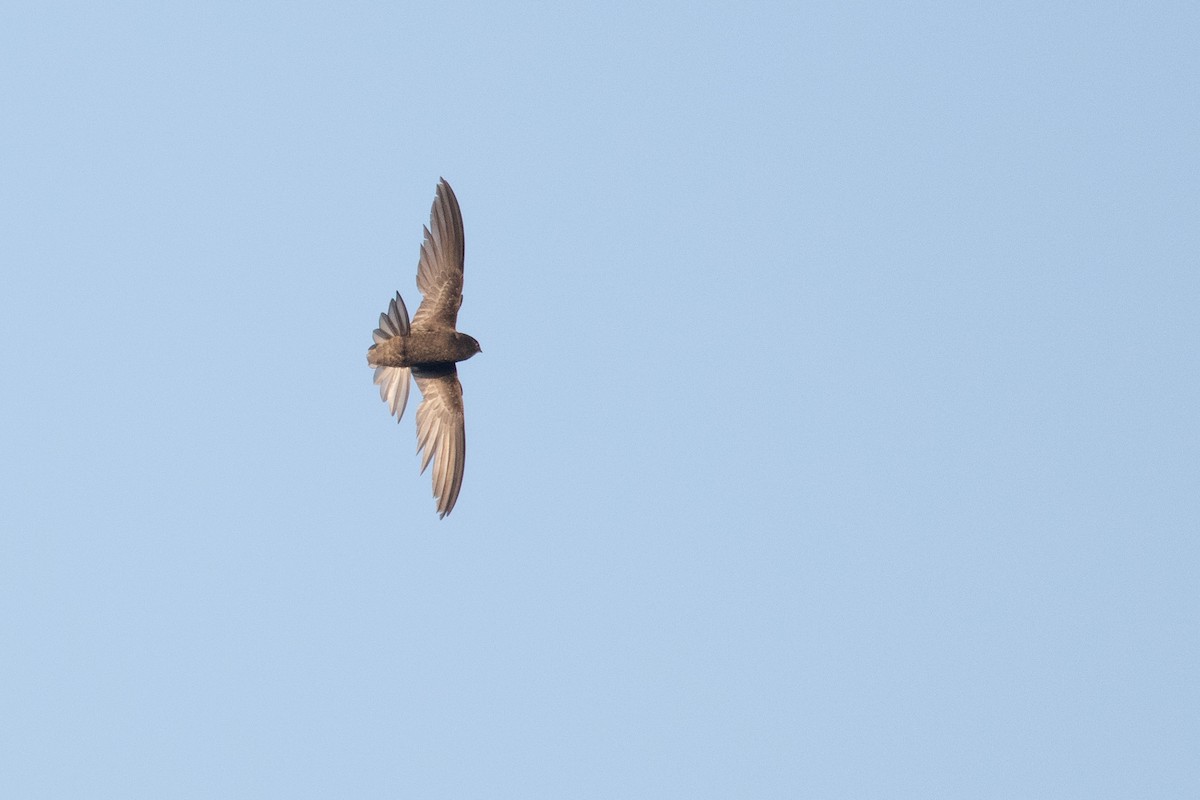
[458,333,482,359]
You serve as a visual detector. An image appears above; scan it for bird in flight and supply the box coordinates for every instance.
[367,179,481,518]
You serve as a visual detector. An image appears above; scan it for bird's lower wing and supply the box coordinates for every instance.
[414,367,466,518]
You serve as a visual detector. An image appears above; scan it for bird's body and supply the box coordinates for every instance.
[369,330,480,370]
[367,179,480,518]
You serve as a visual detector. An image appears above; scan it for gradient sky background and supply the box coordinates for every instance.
[2,2,1197,797]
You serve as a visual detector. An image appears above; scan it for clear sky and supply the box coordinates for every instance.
[2,1,1197,797]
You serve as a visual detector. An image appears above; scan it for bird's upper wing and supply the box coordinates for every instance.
[414,366,466,518]
[411,178,465,332]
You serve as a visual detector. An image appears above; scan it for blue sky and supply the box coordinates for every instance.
[2,1,1197,797]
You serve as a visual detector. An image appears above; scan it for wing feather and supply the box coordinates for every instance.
[411,179,465,331]
[413,368,466,518]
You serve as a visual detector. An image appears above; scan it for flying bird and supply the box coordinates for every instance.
[367,179,481,518]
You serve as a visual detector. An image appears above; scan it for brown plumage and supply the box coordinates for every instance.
[367,179,481,518]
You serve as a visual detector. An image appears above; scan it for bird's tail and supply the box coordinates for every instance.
[370,292,412,421]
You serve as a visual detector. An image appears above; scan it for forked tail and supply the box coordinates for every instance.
[369,292,412,421]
